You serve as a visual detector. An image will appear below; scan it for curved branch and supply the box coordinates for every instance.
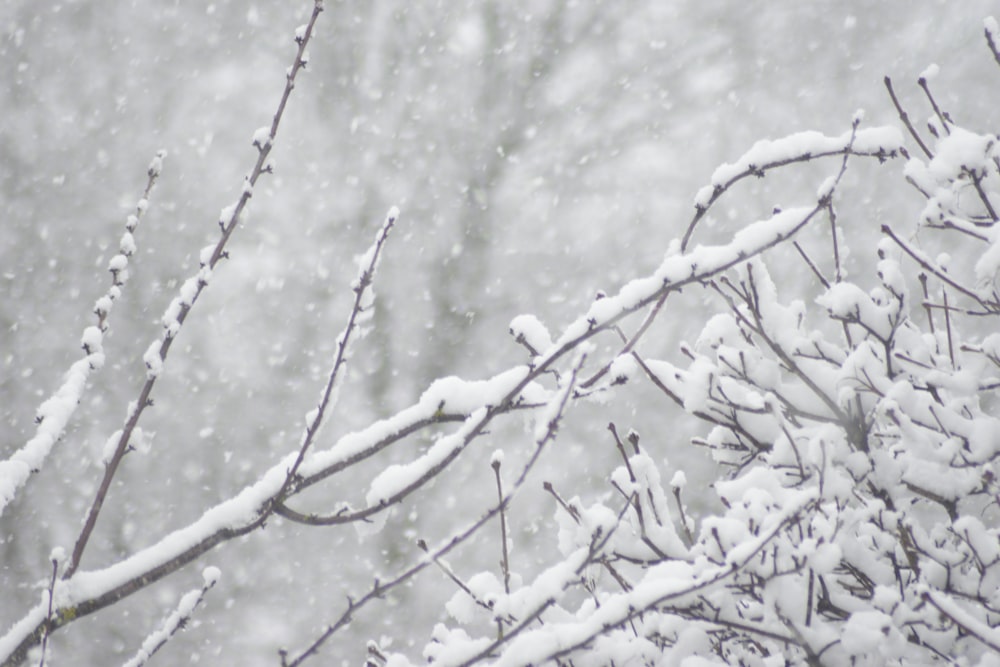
[680,127,901,251]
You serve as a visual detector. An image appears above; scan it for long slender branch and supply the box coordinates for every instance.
[492,456,512,597]
[273,206,398,507]
[0,150,164,518]
[63,0,325,580]
[881,224,999,312]
[280,206,837,526]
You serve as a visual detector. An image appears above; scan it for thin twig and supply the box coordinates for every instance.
[984,20,1000,70]
[965,166,999,223]
[792,241,831,289]
[680,141,898,251]
[274,206,398,507]
[943,288,956,369]
[917,76,951,135]
[37,557,59,667]
[884,76,933,159]
[121,569,220,667]
[828,201,844,284]
[881,224,998,312]
[415,539,513,626]
[492,456,512,596]
[918,273,936,336]
[671,486,695,547]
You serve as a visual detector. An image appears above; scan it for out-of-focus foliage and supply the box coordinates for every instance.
[1,1,998,665]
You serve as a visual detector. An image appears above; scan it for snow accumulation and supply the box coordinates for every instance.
[919,63,940,81]
[147,149,166,178]
[0,350,104,515]
[80,326,103,355]
[119,231,137,256]
[363,367,546,507]
[107,253,128,274]
[904,126,999,235]
[301,366,547,485]
[366,413,484,508]
[508,313,554,355]
[544,205,820,366]
[0,450,293,659]
[251,126,271,149]
[987,17,1000,51]
[351,206,399,292]
[142,341,164,378]
[120,566,217,667]
[218,203,238,227]
[693,127,903,208]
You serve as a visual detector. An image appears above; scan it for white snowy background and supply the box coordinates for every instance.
[1,1,998,664]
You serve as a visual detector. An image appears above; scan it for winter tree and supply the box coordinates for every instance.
[2,2,1000,665]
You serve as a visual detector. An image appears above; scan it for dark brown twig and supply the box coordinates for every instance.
[884,76,933,159]
[985,20,1000,69]
[492,456,512,596]
[917,76,951,135]
[274,207,398,509]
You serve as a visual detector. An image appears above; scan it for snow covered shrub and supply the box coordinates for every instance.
[3,4,1000,667]
[361,30,1000,667]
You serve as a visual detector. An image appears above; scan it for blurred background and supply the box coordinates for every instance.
[1,1,997,663]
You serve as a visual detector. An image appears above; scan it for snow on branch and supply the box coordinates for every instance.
[0,150,165,518]
[682,124,904,250]
[59,0,326,582]
[273,206,400,508]
[984,16,1000,69]
[120,567,220,667]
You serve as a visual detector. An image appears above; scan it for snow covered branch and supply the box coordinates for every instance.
[4,7,1000,667]
[0,151,165,518]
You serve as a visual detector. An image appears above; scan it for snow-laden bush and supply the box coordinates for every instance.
[2,4,1000,666]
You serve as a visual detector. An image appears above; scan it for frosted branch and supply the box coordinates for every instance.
[61,0,326,580]
[120,567,220,667]
[0,150,165,518]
